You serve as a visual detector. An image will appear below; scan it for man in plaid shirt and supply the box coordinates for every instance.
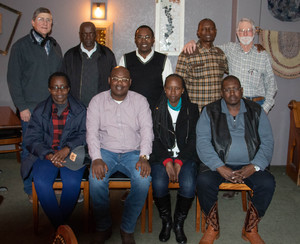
[176,18,228,111]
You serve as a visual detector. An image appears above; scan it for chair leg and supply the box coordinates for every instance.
[15,143,21,163]
[148,184,153,233]
[32,182,39,235]
[196,196,200,232]
[141,198,146,233]
[241,190,247,212]
[83,181,89,232]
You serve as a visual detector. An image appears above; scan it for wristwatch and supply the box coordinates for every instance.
[140,155,150,160]
[254,165,260,171]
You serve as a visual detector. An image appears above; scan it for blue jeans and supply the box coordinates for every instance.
[196,164,275,217]
[151,160,197,198]
[89,149,151,233]
[33,159,85,228]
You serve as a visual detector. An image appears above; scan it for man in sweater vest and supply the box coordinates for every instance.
[119,25,173,110]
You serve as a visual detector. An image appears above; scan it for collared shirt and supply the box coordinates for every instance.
[86,90,154,161]
[31,29,51,55]
[119,49,173,85]
[196,99,274,171]
[80,42,97,58]
[176,41,228,111]
[218,42,278,113]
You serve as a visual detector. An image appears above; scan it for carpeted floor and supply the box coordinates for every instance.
[0,153,300,244]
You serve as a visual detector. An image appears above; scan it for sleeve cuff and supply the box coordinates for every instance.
[163,158,173,167]
[174,159,183,167]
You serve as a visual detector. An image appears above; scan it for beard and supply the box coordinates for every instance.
[239,36,254,45]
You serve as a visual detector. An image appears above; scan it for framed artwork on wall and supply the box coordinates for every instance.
[0,3,22,55]
[94,22,113,50]
[155,0,185,56]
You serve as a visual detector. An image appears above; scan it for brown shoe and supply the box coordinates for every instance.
[120,228,136,244]
[241,202,265,244]
[90,227,112,244]
[199,203,220,244]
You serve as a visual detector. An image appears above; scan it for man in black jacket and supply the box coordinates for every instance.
[61,22,116,107]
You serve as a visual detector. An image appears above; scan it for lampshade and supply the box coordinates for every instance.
[91,2,106,20]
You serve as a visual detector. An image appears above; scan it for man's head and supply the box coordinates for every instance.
[236,18,255,46]
[197,18,217,46]
[108,66,132,101]
[31,7,52,37]
[135,25,155,57]
[221,75,243,107]
[80,22,97,51]
[48,72,71,105]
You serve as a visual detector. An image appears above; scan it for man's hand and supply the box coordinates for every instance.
[92,159,108,180]
[234,164,256,180]
[183,40,196,54]
[217,165,243,183]
[165,161,176,182]
[136,156,151,178]
[20,109,31,122]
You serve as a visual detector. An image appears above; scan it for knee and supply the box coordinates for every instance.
[259,174,276,193]
[196,173,213,190]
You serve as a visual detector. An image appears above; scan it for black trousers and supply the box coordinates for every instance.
[196,165,275,217]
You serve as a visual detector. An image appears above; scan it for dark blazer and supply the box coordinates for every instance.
[150,96,200,165]
[21,94,86,179]
[61,43,117,100]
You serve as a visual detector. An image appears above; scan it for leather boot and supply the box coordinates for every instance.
[199,202,220,244]
[242,202,265,244]
[173,194,194,244]
[120,228,136,244]
[154,194,172,242]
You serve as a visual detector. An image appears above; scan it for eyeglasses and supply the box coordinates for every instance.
[222,87,242,93]
[50,85,69,91]
[238,28,253,34]
[111,77,130,82]
[36,17,53,24]
[135,35,152,41]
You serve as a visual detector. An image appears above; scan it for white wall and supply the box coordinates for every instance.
[1,0,299,165]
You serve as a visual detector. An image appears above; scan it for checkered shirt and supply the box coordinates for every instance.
[51,103,69,151]
[176,41,228,111]
[218,42,277,113]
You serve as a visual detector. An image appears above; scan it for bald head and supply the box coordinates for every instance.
[79,22,96,51]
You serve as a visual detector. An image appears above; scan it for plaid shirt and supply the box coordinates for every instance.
[218,42,277,113]
[176,41,228,111]
[51,103,69,152]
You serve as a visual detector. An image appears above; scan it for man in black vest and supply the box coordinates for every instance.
[119,25,173,110]
[196,75,275,244]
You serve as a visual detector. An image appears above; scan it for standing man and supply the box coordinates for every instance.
[87,66,153,244]
[119,25,173,110]
[196,75,275,244]
[183,18,277,113]
[175,18,228,111]
[61,22,116,107]
[7,7,63,201]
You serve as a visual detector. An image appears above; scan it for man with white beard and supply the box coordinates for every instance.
[183,18,277,114]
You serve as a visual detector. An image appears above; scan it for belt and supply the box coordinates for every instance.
[244,96,265,102]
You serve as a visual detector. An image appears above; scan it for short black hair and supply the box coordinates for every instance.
[48,72,71,88]
[135,25,154,37]
[165,73,184,88]
[221,75,241,89]
[198,18,216,29]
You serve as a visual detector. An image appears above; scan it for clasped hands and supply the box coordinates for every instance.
[92,156,151,181]
[217,165,256,183]
[165,161,181,183]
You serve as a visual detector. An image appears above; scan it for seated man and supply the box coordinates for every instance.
[196,75,275,244]
[86,66,153,244]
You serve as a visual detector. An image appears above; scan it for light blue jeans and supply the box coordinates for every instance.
[89,148,151,233]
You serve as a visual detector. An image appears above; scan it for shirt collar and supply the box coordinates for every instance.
[80,42,97,58]
[135,49,154,63]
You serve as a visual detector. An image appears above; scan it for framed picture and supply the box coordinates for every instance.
[0,3,22,55]
[94,22,114,50]
[155,0,185,56]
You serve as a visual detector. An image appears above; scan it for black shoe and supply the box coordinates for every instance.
[90,226,112,244]
[173,224,187,244]
[120,228,135,244]
[159,221,172,242]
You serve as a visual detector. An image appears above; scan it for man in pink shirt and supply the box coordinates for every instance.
[86,66,153,244]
